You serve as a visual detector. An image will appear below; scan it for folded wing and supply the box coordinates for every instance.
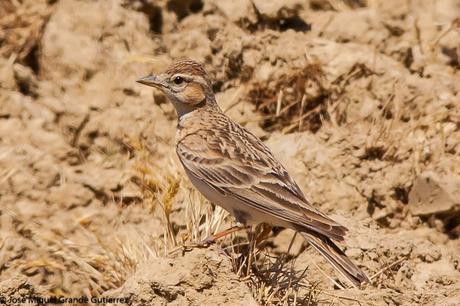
[176,125,348,242]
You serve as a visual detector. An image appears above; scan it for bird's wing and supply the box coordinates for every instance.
[176,121,348,241]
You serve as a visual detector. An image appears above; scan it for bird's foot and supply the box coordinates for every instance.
[168,224,251,254]
[189,236,216,248]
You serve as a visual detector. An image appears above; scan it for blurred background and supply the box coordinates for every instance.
[0,0,459,305]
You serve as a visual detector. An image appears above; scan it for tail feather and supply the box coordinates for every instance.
[301,232,370,287]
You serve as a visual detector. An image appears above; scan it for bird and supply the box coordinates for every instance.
[137,59,370,287]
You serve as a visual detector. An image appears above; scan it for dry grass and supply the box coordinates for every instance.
[225,232,317,305]
[211,229,367,305]
[0,138,164,297]
[248,60,380,135]
[127,136,230,250]
[0,206,159,296]
[249,61,330,134]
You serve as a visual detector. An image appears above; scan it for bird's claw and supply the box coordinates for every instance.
[196,236,216,248]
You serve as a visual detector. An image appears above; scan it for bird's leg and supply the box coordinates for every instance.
[199,223,251,247]
[254,223,273,247]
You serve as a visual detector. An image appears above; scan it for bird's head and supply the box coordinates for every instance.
[137,60,218,117]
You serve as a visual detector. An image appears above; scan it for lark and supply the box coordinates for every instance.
[137,59,369,287]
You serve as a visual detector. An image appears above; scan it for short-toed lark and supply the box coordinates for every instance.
[137,59,369,287]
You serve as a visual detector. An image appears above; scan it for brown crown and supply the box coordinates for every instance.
[165,59,211,85]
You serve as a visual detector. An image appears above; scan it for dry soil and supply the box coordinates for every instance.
[0,0,459,305]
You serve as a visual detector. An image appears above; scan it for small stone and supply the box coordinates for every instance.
[408,171,460,216]
[346,247,363,259]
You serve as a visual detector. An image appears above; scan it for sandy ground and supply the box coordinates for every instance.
[1,0,460,305]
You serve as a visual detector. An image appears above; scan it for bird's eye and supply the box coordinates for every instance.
[173,76,184,85]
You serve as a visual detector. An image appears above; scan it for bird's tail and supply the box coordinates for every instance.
[301,232,370,287]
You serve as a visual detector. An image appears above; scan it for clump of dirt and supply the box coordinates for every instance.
[108,248,257,305]
[0,0,51,67]
[0,275,47,304]
[409,171,460,236]
[0,0,459,305]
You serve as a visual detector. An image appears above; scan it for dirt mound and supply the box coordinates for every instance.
[108,249,257,305]
[0,0,459,305]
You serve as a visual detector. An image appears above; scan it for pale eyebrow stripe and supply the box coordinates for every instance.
[171,73,193,81]
[170,73,209,87]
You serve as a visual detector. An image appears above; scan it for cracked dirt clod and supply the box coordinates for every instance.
[409,171,460,217]
[108,249,257,306]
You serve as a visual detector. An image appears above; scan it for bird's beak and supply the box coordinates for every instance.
[136,75,166,89]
